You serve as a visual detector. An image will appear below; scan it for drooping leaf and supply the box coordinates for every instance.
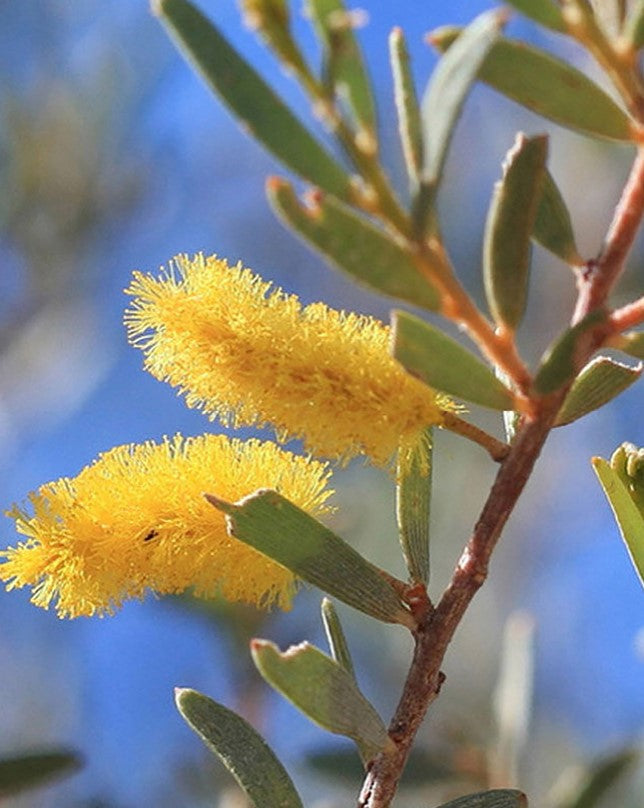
[592,457,644,585]
[0,750,82,797]
[484,133,548,330]
[175,688,304,808]
[430,28,633,142]
[391,310,515,410]
[554,356,642,426]
[533,169,582,265]
[207,489,414,627]
[533,310,607,395]
[557,748,638,808]
[306,0,377,134]
[416,10,506,232]
[251,640,391,762]
[154,0,354,200]
[396,428,432,584]
[389,26,423,186]
[436,789,528,808]
[268,178,441,310]
[502,0,567,33]
[321,597,356,678]
[612,330,644,359]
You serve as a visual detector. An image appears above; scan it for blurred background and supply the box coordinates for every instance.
[0,1,642,806]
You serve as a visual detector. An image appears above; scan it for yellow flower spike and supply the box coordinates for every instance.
[125,254,453,467]
[0,434,333,618]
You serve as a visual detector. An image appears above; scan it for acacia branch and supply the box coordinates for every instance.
[358,146,644,808]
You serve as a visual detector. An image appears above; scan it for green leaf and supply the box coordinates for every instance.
[430,29,633,142]
[533,169,582,265]
[0,751,82,797]
[592,458,644,585]
[554,356,642,426]
[252,640,391,762]
[624,0,644,50]
[389,26,423,186]
[484,133,548,330]
[306,0,377,134]
[153,0,353,201]
[612,330,644,359]
[557,748,638,808]
[175,688,304,808]
[391,310,515,410]
[396,428,432,584]
[321,597,356,678]
[533,310,607,395]
[417,10,506,231]
[206,489,414,627]
[268,178,441,311]
[502,0,567,33]
[436,789,528,808]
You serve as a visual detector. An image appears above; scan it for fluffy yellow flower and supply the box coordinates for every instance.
[0,434,333,618]
[125,254,451,467]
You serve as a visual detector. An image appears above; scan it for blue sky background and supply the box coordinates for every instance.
[0,1,642,805]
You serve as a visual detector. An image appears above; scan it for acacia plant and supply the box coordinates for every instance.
[2,0,644,806]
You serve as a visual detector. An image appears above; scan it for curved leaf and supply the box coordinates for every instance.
[321,598,356,678]
[268,178,441,310]
[154,0,354,200]
[207,489,414,627]
[534,169,582,264]
[592,458,644,585]
[416,10,506,231]
[533,310,607,395]
[175,688,304,808]
[430,28,633,142]
[392,310,515,410]
[397,428,432,584]
[555,356,642,426]
[484,133,548,330]
[390,26,423,186]
[251,639,391,762]
[307,0,376,134]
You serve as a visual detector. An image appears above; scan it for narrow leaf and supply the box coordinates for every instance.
[624,0,644,50]
[418,9,506,230]
[502,0,566,33]
[430,29,633,142]
[207,489,414,627]
[396,428,432,584]
[436,789,528,808]
[321,597,356,678]
[612,330,644,359]
[389,27,423,186]
[558,748,638,808]
[252,639,391,762]
[268,178,441,310]
[554,356,642,426]
[306,0,377,134]
[592,458,644,585]
[0,751,82,797]
[154,0,353,200]
[175,688,304,808]
[484,133,548,330]
[534,169,582,265]
[533,310,607,395]
[392,310,515,410]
